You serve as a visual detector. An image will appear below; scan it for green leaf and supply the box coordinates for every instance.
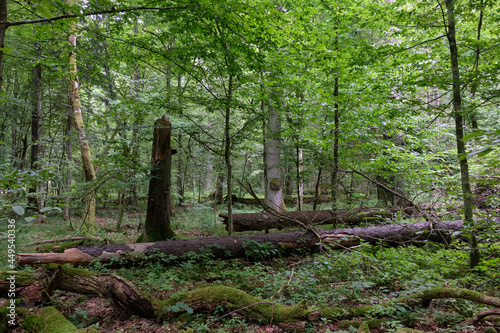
[36,4,53,19]
[24,217,36,223]
[12,206,25,216]
[468,147,494,158]
[462,130,484,142]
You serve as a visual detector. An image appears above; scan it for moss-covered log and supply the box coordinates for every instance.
[160,285,500,324]
[20,306,98,333]
[220,207,415,232]
[34,264,155,319]
[16,266,500,332]
[18,221,466,267]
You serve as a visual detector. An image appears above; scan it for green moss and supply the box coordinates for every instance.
[0,307,7,333]
[44,264,96,278]
[357,321,370,333]
[484,328,497,333]
[155,286,308,323]
[339,319,386,329]
[21,307,78,333]
[1,303,28,333]
[21,314,45,332]
[0,270,34,285]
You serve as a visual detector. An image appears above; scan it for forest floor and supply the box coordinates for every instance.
[2,200,500,332]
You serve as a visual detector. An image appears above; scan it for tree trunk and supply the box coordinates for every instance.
[64,106,73,222]
[445,0,478,268]
[0,0,7,94]
[68,14,97,233]
[332,76,339,220]
[224,75,234,235]
[297,147,304,211]
[220,207,416,232]
[143,116,176,242]
[265,87,284,212]
[313,167,323,210]
[35,265,155,319]
[29,40,46,223]
[176,129,184,205]
[17,220,472,267]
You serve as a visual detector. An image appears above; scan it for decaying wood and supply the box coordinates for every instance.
[459,309,500,326]
[34,264,155,319]
[15,265,500,331]
[220,207,415,232]
[18,221,466,267]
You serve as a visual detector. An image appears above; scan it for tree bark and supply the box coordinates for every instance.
[224,75,234,235]
[29,40,46,223]
[68,10,97,233]
[265,87,284,212]
[35,265,155,319]
[143,116,176,242]
[17,220,470,267]
[64,105,73,221]
[445,0,478,268]
[0,0,7,94]
[220,207,417,232]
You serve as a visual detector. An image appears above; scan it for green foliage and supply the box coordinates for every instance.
[242,237,282,261]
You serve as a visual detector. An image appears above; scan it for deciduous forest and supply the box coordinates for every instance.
[1,0,500,332]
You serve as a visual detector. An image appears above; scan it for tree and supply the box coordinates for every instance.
[444,0,478,268]
[142,116,176,241]
[68,8,97,233]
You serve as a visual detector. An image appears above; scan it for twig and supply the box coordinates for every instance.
[270,267,294,299]
[474,275,500,291]
[206,301,273,326]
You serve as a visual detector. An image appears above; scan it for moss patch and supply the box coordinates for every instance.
[155,285,308,323]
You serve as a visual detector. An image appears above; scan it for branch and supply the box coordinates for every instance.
[238,180,322,240]
[1,5,189,27]
[386,35,446,56]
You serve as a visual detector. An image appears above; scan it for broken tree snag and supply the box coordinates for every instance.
[18,221,467,267]
[220,207,413,232]
[143,115,176,242]
[35,264,155,319]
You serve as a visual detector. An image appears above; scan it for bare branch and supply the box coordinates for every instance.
[1,5,189,27]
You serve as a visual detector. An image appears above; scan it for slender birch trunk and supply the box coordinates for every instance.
[68,15,97,233]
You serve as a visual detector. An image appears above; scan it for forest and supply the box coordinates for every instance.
[0,0,500,332]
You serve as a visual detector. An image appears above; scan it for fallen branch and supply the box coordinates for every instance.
[22,237,104,247]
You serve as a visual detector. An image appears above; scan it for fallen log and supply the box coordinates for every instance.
[17,265,500,333]
[220,207,416,232]
[18,221,465,267]
[229,195,331,206]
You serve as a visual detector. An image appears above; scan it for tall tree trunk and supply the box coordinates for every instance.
[176,75,184,205]
[469,0,483,130]
[265,85,284,212]
[64,106,73,222]
[224,75,234,235]
[445,0,478,268]
[143,116,176,241]
[296,147,304,211]
[332,76,339,223]
[29,40,46,223]
[68,14,97,233]
[0,0,7,94]
[313,166,323,210]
